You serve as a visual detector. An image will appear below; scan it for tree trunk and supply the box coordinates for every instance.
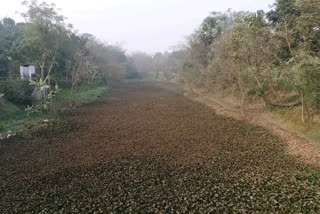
[47,51,57,91]
[237,72,246,117]
[301,92,305,124]
[265,100,301,107]
[39,53,48,81]
[295,88,306,124]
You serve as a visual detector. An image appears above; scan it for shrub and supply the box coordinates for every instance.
[57,80,72,89]
[0,79,33,106]
[0,124,4,132]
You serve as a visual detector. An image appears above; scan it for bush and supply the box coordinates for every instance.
[0,79,33,106]
[57,80,72,89]
[0,124,4,132]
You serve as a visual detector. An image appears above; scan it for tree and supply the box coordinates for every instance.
[125,57,140,79]
[290,0,320,122]
[17,0,72,82]
[267,0,299,25]
[0,18,20,77]
[164,50,186,80]
[85,38,127,83]
[130,52,153,79]
[241,12,285,105]
[267,0,300,61]
[199,10,250,47]
[153,52,164,80]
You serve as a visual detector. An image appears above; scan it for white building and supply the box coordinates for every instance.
[20,64,35,80]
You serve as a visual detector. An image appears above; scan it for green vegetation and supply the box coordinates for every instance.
[0,85,108,132]
[272,107,320,146]
[0,98,26,131]
[54,85,109,105]
[0,80,33,106]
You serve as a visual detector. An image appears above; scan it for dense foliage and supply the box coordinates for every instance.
[133,0,320,122]
[0,80,33,105]
[0,0,135,107]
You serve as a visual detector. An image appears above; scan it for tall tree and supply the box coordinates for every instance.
[17,0,72,81]
[0,18,20,77]
[267,0,299,25]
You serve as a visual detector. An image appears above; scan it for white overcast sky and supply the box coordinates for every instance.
[0,0,274,54]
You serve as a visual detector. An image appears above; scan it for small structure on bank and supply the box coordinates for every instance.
[19,64,42,100]
[20,64,35,80]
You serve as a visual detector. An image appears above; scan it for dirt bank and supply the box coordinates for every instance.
[186,90,320,167]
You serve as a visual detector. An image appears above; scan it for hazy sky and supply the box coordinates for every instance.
[1,0,274,54]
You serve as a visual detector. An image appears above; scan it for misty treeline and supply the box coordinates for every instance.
[133,0,320,123]
[0,0,140,97]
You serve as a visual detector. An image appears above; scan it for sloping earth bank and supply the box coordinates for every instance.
[1,82,320,213]
[187,88,320,167]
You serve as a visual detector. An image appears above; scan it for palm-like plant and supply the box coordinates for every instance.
[29,76,60,113]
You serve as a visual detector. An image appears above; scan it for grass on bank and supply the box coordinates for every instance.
[55,85,108,104]
[0,85,109,133]
[193,91,320,147]
[272,107,320,147]
[0,99,27,132]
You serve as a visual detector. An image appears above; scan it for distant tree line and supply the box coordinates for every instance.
[129,49,186,80]
[132,0,320,123]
